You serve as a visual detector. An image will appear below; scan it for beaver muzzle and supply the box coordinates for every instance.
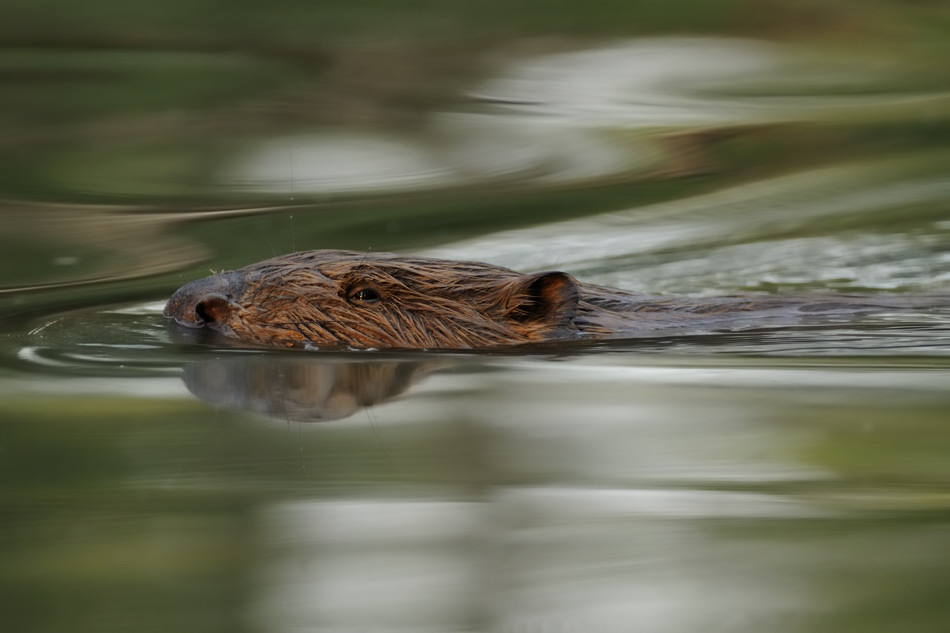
[164,272,243,334]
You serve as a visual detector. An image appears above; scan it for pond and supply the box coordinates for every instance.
[1,4,950,632]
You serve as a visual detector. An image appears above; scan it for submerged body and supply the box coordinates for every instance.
[165,250,945,350]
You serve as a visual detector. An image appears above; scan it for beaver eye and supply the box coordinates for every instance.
[348,287,380,303]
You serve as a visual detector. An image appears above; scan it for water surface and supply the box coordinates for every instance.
[1,10,950,633]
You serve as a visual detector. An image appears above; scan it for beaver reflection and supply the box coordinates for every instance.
[183,357,433,422]
[166,250,949,350]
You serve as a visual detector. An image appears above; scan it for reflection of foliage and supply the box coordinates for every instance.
[0,49,303,124]
[0,394,479,489]
[798,403,950,487]
[1,0,948,129]
[0,0,947,203]
[0,394,478,632]
[1,0,948,42]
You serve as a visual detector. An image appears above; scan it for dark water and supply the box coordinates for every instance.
[2,3,950,632]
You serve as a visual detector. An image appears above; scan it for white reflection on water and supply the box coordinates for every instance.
[253,490,821,633]
[228,133,456,194]
[225,38,940,194]
[255,500,481,632]
[467,38,775,126]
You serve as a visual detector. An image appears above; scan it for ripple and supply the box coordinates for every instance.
[422,164,950,294]
[0,203,206,292]
[12,301,183,376]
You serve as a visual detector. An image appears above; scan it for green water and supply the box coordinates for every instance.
[1,2,950,632]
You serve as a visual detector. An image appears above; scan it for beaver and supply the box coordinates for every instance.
[164,249,947,350]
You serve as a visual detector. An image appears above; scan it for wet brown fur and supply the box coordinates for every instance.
[165,249,946,350]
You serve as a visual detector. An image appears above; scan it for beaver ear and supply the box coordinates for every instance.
[508,271,579,324]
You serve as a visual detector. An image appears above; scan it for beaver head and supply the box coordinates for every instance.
[164,250,581,349]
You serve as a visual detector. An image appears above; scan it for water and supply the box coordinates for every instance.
[2,4,950,632]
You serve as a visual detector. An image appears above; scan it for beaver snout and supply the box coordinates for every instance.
[164,272,242,333]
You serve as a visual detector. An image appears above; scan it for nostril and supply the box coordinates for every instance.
[195,301,214,324]
[193,295,232,325]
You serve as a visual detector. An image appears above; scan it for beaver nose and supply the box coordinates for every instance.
[164,273,239,329]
